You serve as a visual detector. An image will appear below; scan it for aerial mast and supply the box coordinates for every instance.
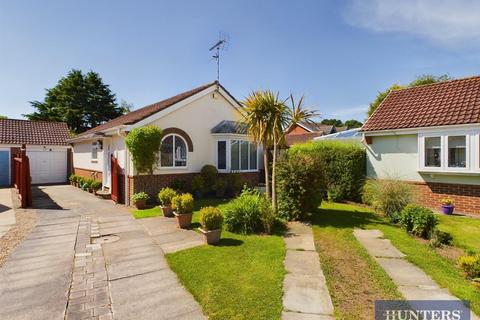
[209,33,228,83]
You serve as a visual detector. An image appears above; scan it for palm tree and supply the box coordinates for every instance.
[271,95,318,211]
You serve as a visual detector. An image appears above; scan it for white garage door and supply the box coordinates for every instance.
[27,150,67,184]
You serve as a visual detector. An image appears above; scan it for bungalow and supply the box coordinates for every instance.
[0,119,71,186]
[361,76,480,214]
[285,121,342,146]
[68,81,262,205]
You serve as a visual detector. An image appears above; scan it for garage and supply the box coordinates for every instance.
[0,118,71,186]
[27,149,67,184]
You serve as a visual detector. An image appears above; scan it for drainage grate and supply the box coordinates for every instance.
[92,234,120,244]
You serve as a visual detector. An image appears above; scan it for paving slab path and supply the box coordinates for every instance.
[354,229,479,320]
[0,185,206,320]
[282,222,335,320]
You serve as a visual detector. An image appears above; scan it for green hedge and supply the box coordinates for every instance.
[288,140,366,202]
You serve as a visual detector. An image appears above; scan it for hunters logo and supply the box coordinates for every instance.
[375,300,471,320]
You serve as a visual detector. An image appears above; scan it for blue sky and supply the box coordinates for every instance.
[1,0,479,122]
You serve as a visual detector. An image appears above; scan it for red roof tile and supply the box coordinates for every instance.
[0,119,69,145]
[74,81,222,139]
[362,76,480,132]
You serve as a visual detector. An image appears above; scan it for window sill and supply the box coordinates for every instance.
[91,160,98,163]
[159,166,189,170]
[418,169,480,176]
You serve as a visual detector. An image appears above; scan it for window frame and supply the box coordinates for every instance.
[91,141,99,162]
[160,133,188,169]
[418,130,478,174]
[215,138,259,173]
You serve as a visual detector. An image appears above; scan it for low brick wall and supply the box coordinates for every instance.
[411,181,480,215]
[73,167,103,182]
[127,171,261,204]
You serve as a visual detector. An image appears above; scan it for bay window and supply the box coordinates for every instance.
[217,139,258,172]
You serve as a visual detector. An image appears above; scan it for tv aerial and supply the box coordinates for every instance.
[209,32,229,82]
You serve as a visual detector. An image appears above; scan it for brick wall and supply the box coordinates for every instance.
[127,171,261,204]
[73,167,103,182]
[411,181,480,215]
[287,124,310,135]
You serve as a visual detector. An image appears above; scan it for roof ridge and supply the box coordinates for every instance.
[0,118,68,125]
[391,75,480,93]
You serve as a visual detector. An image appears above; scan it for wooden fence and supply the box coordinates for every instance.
[13,145,32,208]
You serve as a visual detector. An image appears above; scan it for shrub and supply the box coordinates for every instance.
[199,206,224,231]
[458,255,480,279]
[430,229,453,247]
[131,192,149,202]
[288,140,365,202]
[82,178,94,190]
[90,181,102,191]
[191,176,205,196]
[158,187,177,206]
[399,205,438,239]
[172,193,194,214]
[362,179,413,222]
[214,178,227,198]
[69,174,78,183]
[276,152,325,220]
[77,177,85,188]
[170,178,186,192]
[225,173,244,197]
[223,189,273,234]
[125,125,163,174]
[200,165,218,193]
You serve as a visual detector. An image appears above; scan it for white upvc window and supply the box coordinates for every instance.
[160,134,188,168]
[216,139,258,172]
[91,141,99,161]
[418,130,480,174]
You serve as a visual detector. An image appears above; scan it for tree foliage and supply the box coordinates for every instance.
[344,119,363,128]
[321,118,343,126]
[125,126,163,175]
[25,69,124,133]
[367,74,451,117]
[0,115,7,119]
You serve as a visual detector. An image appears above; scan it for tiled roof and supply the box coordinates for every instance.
[0,119,69,145]
[211,120,247,134]
[298,122,335,134]
[362,76,480,132]
[286,132,323,146]
[75,81,222,139]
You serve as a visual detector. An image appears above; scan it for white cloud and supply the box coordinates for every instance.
[343,0,480,47]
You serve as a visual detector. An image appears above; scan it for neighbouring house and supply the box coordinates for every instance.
[361,76,480,214]
[0,119,71,186]
[285,121,339,146]
[68,81,262,205]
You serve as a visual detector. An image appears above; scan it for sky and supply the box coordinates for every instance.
[1,0,479,122]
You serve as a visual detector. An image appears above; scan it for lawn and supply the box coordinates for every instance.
[161,198,285,320]
[437,214,480,254]
[313,202,480,318]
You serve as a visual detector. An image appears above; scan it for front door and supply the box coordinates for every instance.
[111,155,119,202]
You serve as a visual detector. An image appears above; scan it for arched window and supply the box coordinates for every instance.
[160,134,188,167]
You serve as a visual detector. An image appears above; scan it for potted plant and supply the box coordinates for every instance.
[82,179,92,192]
[90,181,102,195]
[69,174,77,186]
[77,177,84,188]
[199,206,223,245]
[440,198,455,215]
[158,187,177,217]
[191,176,205,199]
[172,193,194,229]
[132,192,149,209]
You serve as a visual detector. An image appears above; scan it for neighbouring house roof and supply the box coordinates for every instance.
[285,132,323,146]
[362,76,480,132]
[335,126,348,132]
[295,122,335,134]
[0,119,70,146]
[72,81,237,140]
[211,120,247,134]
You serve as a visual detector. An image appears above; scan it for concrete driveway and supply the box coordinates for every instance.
[0,185,205,320]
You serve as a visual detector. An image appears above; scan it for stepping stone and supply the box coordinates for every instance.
[284,250,325,280]
[376,258,438,288]
[353,229,405,258]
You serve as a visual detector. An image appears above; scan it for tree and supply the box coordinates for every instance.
[0,115,7,119]
[119,100,134,113]
[344,119,363,128]
[367,74,451,117]
[321,118,343,127]
[25,69,124,133]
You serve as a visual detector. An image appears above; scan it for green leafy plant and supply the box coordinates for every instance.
[131,192,149,202]
[158,187,177,206]
[125,125,163,174]
[77,177,85,188]
[276,152,325,221]
[200,165,218,194]
[458,255,480,279]
[69,174,78,183]
[223,189,274,234]
[82,178,94,190]
[199,206,224,231]
[399,205,438,239]
[90,181,102,191]
[225,173,245,197]
[191,176,205,196]
[362,179,413,222]
[170,178,186,192]
[430,229,453,247]
[171,193,194,214]
[214,178,227,198]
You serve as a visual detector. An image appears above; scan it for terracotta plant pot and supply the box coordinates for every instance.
[441,205,454,215]
[134,199,146,210]
[174,212,193,229]
[161,205,174,217]
[199,228,222,245]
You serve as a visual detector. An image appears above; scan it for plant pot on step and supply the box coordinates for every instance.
[441,205,454,215]
[174,212,193,229]
[199,228,222,245]
[161,205,174,217]
[134,199,146,210]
